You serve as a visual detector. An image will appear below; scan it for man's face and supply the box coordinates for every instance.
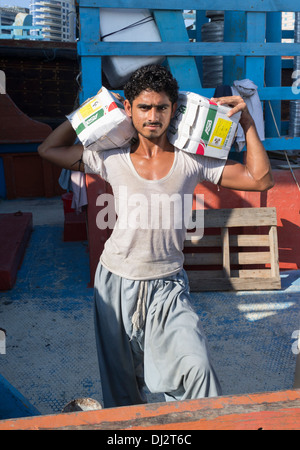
[124,90,176,141]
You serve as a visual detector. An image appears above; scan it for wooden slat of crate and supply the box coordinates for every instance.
[184,207,281,291]
[187,273,280,291]
[185,234,270,247]
[269,225,280,279]
[188,269,273,279]
[198,206,278,228]
[184,251,271,265]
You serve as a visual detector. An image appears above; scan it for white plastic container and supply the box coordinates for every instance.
[168,92,241,160]
[99,8,165,88]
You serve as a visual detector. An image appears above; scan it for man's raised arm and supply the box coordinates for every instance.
[213,95,274,192]
[38,120,84,172]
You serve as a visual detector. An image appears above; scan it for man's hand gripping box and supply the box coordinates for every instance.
[67,87,137,151]
[168,92,241,159]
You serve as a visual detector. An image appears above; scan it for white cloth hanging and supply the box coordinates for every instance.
[71,171,88,213]
[231,79,265,151]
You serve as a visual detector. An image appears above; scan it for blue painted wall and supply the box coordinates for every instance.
[76,1,300,152]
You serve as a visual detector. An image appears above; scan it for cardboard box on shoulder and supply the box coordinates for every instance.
[168,92,241,159]
[66,87,137,151]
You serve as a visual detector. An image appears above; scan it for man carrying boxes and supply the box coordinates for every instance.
[38,64,273,408]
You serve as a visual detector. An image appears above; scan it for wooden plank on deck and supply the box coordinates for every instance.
[0,389,299,430]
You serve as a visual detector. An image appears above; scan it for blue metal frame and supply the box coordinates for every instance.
[0,373,40,419]
[77,1,300,152]
[0,26,44,40]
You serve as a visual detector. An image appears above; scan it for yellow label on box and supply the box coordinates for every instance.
[209,118,232,148]
[79,99,102,119]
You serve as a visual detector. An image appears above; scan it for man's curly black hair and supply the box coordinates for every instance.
[123,64,179,105]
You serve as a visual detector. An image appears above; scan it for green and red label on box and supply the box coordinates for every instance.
[168,92,241,160]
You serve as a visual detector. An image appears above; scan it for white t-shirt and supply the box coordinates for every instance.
[83,147,226,280]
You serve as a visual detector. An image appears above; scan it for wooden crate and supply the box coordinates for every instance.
[184,207,281,291]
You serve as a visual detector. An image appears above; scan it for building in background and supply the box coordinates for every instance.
[282,11,295,43]
[0,6,29,35]
[29,0,76,42]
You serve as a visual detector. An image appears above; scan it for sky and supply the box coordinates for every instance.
[1,0,31,8]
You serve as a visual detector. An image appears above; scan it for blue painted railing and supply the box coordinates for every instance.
[0,373,40,420]
[77,1,300,152]
[0,26,43,40]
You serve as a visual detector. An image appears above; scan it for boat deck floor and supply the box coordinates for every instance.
[0,197,299,416]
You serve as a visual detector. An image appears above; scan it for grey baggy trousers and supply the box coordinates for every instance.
[94,263,222,408]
